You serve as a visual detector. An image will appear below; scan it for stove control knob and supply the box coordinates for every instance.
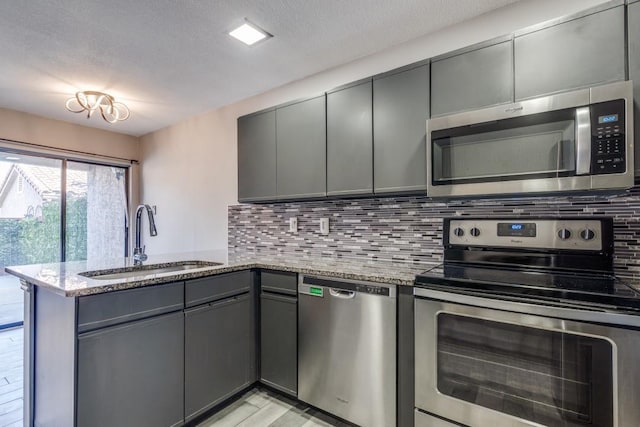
[470,227,481,237]
[557,229,571,240]
[453,227,464,237]
[580,228,596,241]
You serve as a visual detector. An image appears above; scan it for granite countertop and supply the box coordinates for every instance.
[5,250,435,297]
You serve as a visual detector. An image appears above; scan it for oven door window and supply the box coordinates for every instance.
[437,313,613,427]
[431,108,577,185]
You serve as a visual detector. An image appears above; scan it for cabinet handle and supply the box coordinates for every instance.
[329,288,356,299]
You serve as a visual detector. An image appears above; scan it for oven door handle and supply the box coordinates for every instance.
[413,287,640,328]
[575,106,592,175]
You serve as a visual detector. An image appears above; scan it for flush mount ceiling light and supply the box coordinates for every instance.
[65,91,130,123]
[229,21,272,46]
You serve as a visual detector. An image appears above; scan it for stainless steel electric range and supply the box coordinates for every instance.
[413,217,640,427]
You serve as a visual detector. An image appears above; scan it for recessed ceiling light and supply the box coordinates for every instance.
[5,156,20,161]
[229,21,271,46]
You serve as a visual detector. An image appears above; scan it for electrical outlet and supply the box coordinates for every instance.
[320,217,329,235]
[289,217,298,233]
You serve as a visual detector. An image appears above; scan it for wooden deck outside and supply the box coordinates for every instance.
[0,275,22,329]
[0,327,23,427]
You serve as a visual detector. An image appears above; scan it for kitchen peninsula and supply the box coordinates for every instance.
[6,251,425,427]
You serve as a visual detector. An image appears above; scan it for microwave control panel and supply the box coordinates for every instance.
[591,99,626,174]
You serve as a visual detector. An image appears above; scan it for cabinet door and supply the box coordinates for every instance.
[276,96,327,200]
[260,292,297,395]
[373,64,429,194]
[185,293,254,422]
[238,110,277,202]
[629,1,640,176]
[77,312,184,427]
[327,81,373,196]
[431,40,513,116]
[514,5,625,100]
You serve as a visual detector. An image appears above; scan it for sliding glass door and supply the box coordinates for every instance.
[66,161,128,262]
[0,151,128,328]
[0,153,62,328]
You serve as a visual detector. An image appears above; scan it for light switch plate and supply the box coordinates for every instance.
[289,217,298,233]
[320,218,329,235]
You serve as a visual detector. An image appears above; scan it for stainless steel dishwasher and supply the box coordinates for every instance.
[298,275,397,427]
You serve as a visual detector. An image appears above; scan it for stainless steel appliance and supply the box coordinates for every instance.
[298,275,397,427]
[427,81,634,197]
[414,217,640,427]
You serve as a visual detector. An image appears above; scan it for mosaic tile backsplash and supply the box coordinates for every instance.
[228,186,640,280]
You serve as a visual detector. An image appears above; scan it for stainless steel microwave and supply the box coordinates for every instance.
[426,81,634,198]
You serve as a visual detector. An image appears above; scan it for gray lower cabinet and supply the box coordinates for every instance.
[276,96,327,200]
[327,80,373,196]
[629,0,640,176]
[260,291,298,395]
[373,64,429,194]
[185,292,255,422]
[431,39,513,116]
[238,110,277,202]
[77,311,185,427]
[514,4,625,100]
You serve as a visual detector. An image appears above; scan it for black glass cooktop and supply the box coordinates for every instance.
[415,263,640,313]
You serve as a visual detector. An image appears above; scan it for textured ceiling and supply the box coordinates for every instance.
[0,0,520,136]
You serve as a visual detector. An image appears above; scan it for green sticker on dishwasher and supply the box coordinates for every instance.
[309,286,323,297]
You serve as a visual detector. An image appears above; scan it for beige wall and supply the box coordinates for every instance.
[0,107,141,254]
[140,0,610,254]
[0,107,139,161]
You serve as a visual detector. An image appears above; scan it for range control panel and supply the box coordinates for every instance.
[448,218,605,251]
[591,99,626,175]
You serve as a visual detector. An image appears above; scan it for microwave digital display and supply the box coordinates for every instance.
[598,114,618,124]
[498,223,536,237]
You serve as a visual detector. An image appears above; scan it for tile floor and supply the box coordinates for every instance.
[0,327,23,427]
[197,388,352,427]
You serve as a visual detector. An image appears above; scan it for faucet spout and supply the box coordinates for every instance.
[133,204,157,265]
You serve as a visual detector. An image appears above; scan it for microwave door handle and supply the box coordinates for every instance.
[575,106,592,175]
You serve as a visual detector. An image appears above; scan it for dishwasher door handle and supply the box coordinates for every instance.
[329,288,356,299]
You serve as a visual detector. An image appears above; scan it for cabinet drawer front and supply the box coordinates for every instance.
[77,311,185,427]
[261,270,297,295]
[77,281,184,333]
[185,270,251,307]
[185,293,254,421]
[260,293,297,395]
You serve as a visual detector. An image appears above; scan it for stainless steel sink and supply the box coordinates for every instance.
[79,261,222,280]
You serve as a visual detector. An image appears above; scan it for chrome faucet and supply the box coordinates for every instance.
[133,204,157,265]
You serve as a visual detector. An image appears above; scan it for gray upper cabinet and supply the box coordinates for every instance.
[276,96,327,200]
[373,64,430,194]
[237,110,277,202]
[431,39,513,116]
[629,0,640,176]
[514,4,626,100]
[327,80,373,196]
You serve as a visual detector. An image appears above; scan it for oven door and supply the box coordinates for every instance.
[414,288,640,427]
